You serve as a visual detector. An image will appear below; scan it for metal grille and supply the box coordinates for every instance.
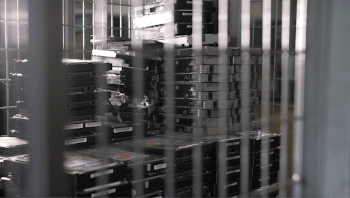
[3,0,350,197]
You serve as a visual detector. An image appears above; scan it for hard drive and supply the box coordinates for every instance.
[163,98,204,107]
[238,131,281,152]
[202,134,242,156]
[67,91,111,103]
[163,64,235,74]
[65,85,98,94]
[174,171,214,190]
[64,132,97,149]
[0,137,28,156]
[72,181,132,198]
[159,107,233,118]
[202,99,239,109]
[216,166,241,184]
[176,22,215,35]
[64,77,107,88]
[63,62,112,73]
[131,174,165,195]
[162,82,235,92]
[101,121,148,141]
[174,11,212,23]
[251,148,280,165]
[173,183,209,197]
[64,151,128,192]
[214,180,241,197]
[174,155,214,173]
[174,56,231,66]
[250,160,280,179]
[162,73,235,83]
[172,125,232,136]
[163,115,234,127]
[63,120,103,133]
[250,172,278,190]
[218,152,241,168]
[161,133,216,156]
[176,185,213,198]
[77,145,167,179]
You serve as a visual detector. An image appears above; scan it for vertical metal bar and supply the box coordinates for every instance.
[261,0,272,196]
[129,0,145,196]
[271,0,279,132]
[293,0,307,196]
[27,0,65,196]
[128,3,130,39]
[5,0,9,136]
[17,0,20,57]
[93,0,108,188]
[192,1,203,197]
[62,0,65,52]
[218,0,229,196]
[252,1,255,48]
[119,0,122,37]
[240,0,251,196]
[279,0,291,196]
[110,0,113,38]
[83,0,85,59]
[163,1,175,196]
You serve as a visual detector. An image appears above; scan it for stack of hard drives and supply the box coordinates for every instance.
[245,131,281,191]
[154,46,261,136]
[63,61,111,149]
[93,42,164,137]
[115,135,216,197]
[76,145,167,197]
[1,150,131,197]
[133,0,216,40]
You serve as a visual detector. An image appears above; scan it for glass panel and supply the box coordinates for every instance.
[75,1,83,26]
[0,22,5,48]
[84,51,92,60]
[107,4,112,29]
[112,4,121,29]
[75,26,83,50]
[0,0,5,20]
[18,0,28,21]
[121,5,129,38]
[0,51,5,78]
[6,0,17,21]
[19,23,29,49]
[252,1,262,27]
[75,51,83,60]
[85,2,93,26]
[7,22,18,49]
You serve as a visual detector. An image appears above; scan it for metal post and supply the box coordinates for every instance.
[27,0,65,196]
[302,0,350,196]
[292,0,307,196]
